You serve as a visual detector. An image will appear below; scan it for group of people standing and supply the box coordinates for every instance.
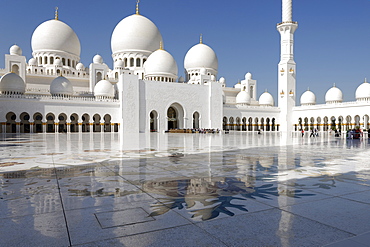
[301,128,319,137]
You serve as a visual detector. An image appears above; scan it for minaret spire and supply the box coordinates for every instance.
[277,0,298,133]
[136,0,140,15]
[55,7,59,20]
[200,34,203,44]
[282,0,292,23]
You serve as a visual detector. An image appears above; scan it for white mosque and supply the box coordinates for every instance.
[1,0,370,134]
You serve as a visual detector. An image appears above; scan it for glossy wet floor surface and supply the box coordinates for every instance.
[1,132,370,246]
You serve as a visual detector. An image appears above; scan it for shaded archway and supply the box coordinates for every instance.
[70,113,79,132]
[193,112,200,129]
[248,117,253,131]
[229,117,234,131]
[104,114,111,132]
[242,117,247,131]
[236,117,241,131]
[46,113,55,133]
[93,114,101,132]
[150,110,158,132]
[6,112,16,133]
[20,112,30,133]
[33,113,43,133]
[58,113,67,133]
[167,103,184,130]
[223,117,227,130]
[82,114,90,132]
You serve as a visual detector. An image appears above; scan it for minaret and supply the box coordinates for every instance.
[277,0,298,133]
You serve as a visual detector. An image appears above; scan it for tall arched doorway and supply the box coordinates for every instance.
[150,110,158,132]
[193,112,200,129]
[167,103,184,130]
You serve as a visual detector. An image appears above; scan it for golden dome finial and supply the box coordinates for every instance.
[136,0,140,15]
[200,34,203,44]
[159,41,163,50]
[55,7,59,20]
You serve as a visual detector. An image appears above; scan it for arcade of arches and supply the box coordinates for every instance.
[295,115,370,131]
[1,112,119,133]
[223,117,278,131]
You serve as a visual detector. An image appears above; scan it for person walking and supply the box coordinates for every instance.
[301,129,304,137]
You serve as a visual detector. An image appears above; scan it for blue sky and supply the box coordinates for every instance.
[1,0,370,103]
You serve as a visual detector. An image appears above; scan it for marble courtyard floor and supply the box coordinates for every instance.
[1,131,370,246]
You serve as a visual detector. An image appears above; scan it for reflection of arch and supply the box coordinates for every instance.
[104,114,111,132]
[193,111,200,129]
[58,113,67,133]
[223,117,227,130]
[20,112,30,133]
[82,114,90,132]
[150,110,158,132]
[46,113,55,133]
[33,112,43,133]
[70,113,79,132]
[93,114,101,132]
[6,112,16,133]
[167,103,184,130]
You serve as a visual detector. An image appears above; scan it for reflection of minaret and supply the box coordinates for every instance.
[277,0,298,133]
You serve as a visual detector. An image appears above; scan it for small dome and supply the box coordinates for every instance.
[111,14,162,56]
[50,76,73,96]
[234,83,241,89]
[245,72,252,80]
[259,92,274,106]
[325,85,343,103]
[94,80,114,98]
[300,90,316,105]
[219,77,226,84]
[236,90,250,104]
[144,49,178,80]
[76,63,85,71]
[93,54,103,64]
[211,75,216,81]
[184,43,218,72]
[54,58,62,67]
[10,45,22,56]
[0,72,25,94]
[28,58,37,66]
[31,19,80,57]
[114,60,124,69]
[355,81,370,101]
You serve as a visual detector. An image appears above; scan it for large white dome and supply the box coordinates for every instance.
[50,76,73,96]
[31,19,81,57]
[300,90,316,105]
[259,92,274,106]
[236,90,250,105]
[0,72,25,94]
[111,14,162,55]
[184,43,218,72]
[355,81,370,101]
[325,86,343,103]
[94,80,115,98]
[144,49,178,80]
